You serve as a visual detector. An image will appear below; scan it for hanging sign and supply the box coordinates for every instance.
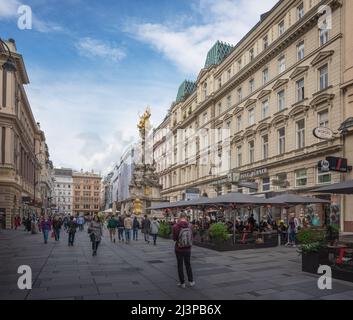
[313,127,334,140]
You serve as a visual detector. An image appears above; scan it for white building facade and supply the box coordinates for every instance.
[53,168,73,215]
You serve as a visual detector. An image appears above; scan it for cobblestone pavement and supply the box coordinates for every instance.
[1,227,353,300]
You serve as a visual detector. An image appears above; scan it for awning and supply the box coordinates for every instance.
[265,193,330,206]
[311,180,353,195]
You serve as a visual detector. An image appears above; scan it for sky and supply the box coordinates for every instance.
[0,0,278,175]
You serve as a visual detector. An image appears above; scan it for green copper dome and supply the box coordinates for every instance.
[176,80,196,103]
[204,41,234,69]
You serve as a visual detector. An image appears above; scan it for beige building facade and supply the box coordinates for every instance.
[0,39,54,229]
[154,0,353,231]
[72,171,101,216]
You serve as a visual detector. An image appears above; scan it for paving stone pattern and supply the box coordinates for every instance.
[1,227,353,300]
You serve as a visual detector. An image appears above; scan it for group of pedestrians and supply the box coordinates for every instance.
[36,211,195,289]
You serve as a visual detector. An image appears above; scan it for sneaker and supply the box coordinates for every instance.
[177,283,186,288]
[189,281,195,287]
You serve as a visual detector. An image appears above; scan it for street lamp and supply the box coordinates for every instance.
[0,38,17,72]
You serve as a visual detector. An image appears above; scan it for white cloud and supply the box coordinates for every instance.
[76,37,126,62]
[126,0,278,74]
[0,0,21,18]
[26,68,175,175]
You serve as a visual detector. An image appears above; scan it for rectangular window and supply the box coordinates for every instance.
[318,110,329,128]
[263,68,269,84]
[248,108,255,126]
[237,115,242,131]
[297,41,305,60]
[238,58,242,70]
[296,119,305,149]
[317,168,331,184]
[262,99,269,119]
[297,3,304,20]
[249,79,255,93]
[218,78,222,89]
[262,135,269,160]
[237,87,242,102]
[227,95,232,108]
[263,35,269,50]
[278,128,285,154]
[217,127,222,142]
[278,21,285,36]
[296,78,305,101]
[278,90,285,111]
[249,48,254,61]
[203,112,208,124]
[262,177,270,192]
[217,103,223,117]
[278,55,286,73]
[203,83,207,100]
[237,145,242,167]
[320,23,329,45]
[227,69,231,80]
[1,127,5,164]
[295,169,307,187]
[248,141,255,164]
[2,69,7,108]
[319,64,329,90]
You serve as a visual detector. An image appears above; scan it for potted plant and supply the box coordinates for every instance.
[297,228,328,274]
[209,223,230,248]
[158,221,172,239]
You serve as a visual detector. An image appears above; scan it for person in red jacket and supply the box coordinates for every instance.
[172,212,195,288]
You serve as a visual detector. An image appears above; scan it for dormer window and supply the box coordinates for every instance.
[278,21,285,36]
[263,35,269,50]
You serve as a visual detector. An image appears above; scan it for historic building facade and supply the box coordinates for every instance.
[72,171,101,216]
[53,168,73,215]
[0,39,53,229]
[153,0,353,231]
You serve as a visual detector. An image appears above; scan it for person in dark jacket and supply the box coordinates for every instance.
[172,212,195,289]
[67,216,78,246]
[133,217,140,241]
[52,216,63,241]
[40,215,52,244]
[117,216,125,242]
[141,215,151,243]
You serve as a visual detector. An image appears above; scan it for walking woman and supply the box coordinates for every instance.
[40,215,52,244]
[150,217,160,245]
[88,215,103,256]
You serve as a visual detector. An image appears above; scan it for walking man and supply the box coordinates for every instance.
[142,214,151,243]
[67,216,78,246]
[107,214,118,243]
[124,214,133,244]
[133,216,140,241]
[40,215,52,244]
[150,217,160,245]
[117,216,125,242]
[172,212,195,288]
[77,215,85,231]
[52,216,62,241]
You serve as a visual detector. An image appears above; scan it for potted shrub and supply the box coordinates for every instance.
[297,228,327,274]
[158,222,172,239]
[209,223,230,247]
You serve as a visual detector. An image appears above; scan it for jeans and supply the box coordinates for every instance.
[118,228,124,241]
[54,228,60,241]
[92,240,100,253]
[152,233,157,245]
[289,229,296,244]
[133,228,138,240]
[68,232,75,245]
[175,250,193,284]
[144,232,150,242]
[125,229,132,242]
[43,229,49,243]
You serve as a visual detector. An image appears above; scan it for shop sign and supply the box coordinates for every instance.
[313,127,334,140]
[318,160,330,172]
[185,188,200,200]
[318,157,352,173]
[240,168,268,180]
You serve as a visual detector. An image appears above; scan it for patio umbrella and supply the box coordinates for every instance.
[311,180,353,195]
[148,197,211,210]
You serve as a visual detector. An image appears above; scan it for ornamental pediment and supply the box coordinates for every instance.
[310,93,335,106]
[311,51,334,67]
[289,66,309,79]
[271,114,289,127]
[256,122,271,133]
[288,105,309,117]
[244,99,257,109]
[272,79,289,91]
[233,106,244,115]
[257,90,271,100]
[223,113,233,122]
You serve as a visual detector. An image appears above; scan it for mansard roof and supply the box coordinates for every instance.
[204,41,234,69]
[176,80,196,103]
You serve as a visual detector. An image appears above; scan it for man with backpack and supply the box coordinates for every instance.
[172,212,195,289]
[107,214,118,243]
